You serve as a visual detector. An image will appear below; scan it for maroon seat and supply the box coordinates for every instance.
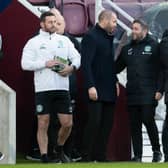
[88,3,95,26]
[82,0,95,5]
[53,0,88,36]
[27,0,49,5]
[83,0,95,26]
[54,0,83,8]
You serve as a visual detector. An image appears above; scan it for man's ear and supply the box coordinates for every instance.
[144,27,148,34]
[142,28,148,37]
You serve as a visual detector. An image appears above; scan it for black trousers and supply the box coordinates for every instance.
[82,101,115,161]
[128,105,160,157]
[162,104,168,157]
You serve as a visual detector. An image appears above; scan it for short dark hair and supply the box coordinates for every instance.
[133,19,148,30]
[40,11,55,22]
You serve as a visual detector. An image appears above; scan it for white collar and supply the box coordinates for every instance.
[39,29,56,37]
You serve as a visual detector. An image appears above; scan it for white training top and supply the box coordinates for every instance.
[21,29,81,93]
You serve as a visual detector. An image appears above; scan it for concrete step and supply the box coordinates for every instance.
[133,119,164,162]
[143,132,162,140]
[143,135,162,145]
[142,156,164,163]
[142,146,164,163]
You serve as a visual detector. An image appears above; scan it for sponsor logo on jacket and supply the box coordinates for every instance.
[142,45,152,55]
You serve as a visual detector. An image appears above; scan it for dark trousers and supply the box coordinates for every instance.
[162,104,168,157]
[82,101,115,161]
[128,105,160,157]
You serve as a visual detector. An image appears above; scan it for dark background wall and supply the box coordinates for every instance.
[0,0,39,152]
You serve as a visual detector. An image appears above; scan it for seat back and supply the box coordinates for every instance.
[82,0,95,26]
[52,0,88,36]
[88,3,95,26]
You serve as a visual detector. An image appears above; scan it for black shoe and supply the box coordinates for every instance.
[0,152,4,161]
[25,148,41,161]
[71,149,82,162]
[59,151,71,163]
[48,153,62,163]
[131,156,142,162]
[41,154,49,163]
[152,151,162,162]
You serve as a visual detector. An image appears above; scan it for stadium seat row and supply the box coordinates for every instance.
[27,0,167,36]
[28,0,95,36]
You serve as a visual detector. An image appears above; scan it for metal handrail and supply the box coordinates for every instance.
[102,0,155,37]
[17,0,41,18]
[103,0,134,23]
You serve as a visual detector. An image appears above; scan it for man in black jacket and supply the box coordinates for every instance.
[116,19,162,162]
[159,29,168,162]
[81,10,119,161]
